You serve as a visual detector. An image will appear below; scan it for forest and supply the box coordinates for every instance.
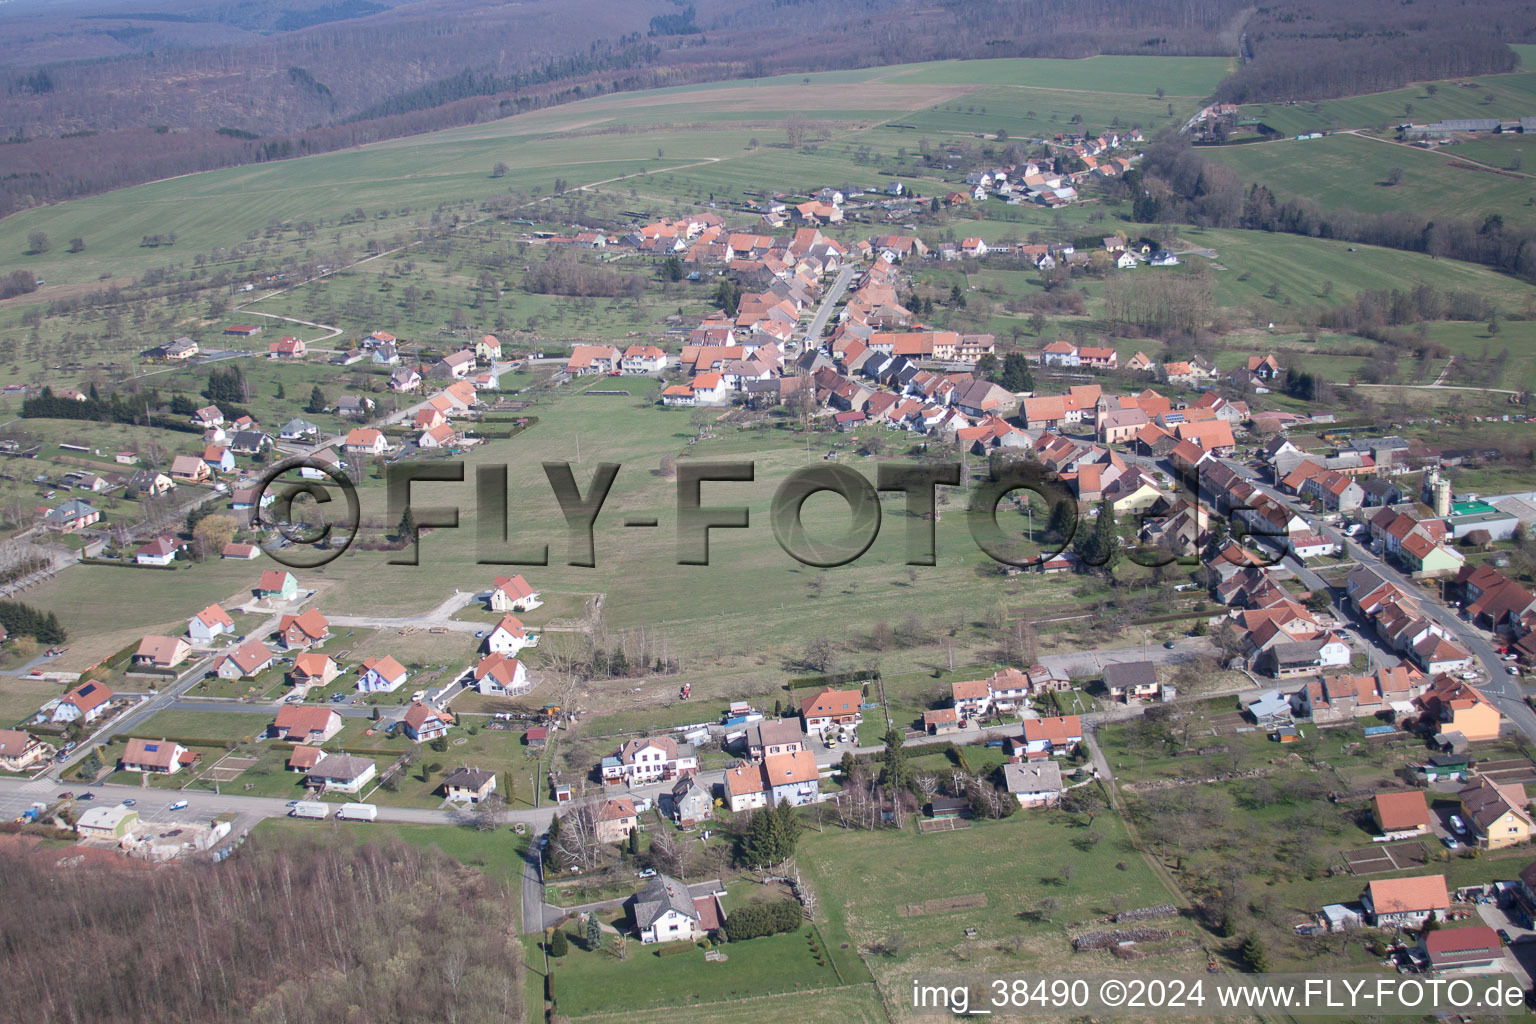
[1,834,523,1024]
[1214,0,1536,104]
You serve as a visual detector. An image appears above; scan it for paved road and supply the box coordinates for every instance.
[799,264,858,347]
[0,775,559,830]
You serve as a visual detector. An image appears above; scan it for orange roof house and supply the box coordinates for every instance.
[1372,790,1431,833]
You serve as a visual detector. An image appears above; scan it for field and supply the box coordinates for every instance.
[255,814,532,887]
[0,55,1231,291]
[1235,64,1536,137]
[534,899,861,1019]
[1203,132,1536,228]
[795,806,1203,1003]
[0,677,63,725]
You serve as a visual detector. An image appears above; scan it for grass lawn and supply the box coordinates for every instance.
[533,919,850,1019]
[1203,132,1536,230]
[253,815,531,888]
[595,985,887,1024]
[1235,66,1536,137]
[0,677,63,725]
[126,709,269,744]
[796,808,1189,986]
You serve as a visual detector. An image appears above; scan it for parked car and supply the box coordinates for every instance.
[1442,836,1462,850]
[57,792,73,800]
[636,868,657,879]
[121,798,136,807]
[1163,640,1177,649]
[1509,666,1522,676]
[1450,814,1468,835]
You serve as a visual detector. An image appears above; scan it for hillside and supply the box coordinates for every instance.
[0,0,1252,218]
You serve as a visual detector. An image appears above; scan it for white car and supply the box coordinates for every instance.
[410,690,426,702]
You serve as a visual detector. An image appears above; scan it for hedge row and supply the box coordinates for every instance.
[724,900,803,942]
[654,940,701,957]
[79,558,180,571]
[785,670,879,691]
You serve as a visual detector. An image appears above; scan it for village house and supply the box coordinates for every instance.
[255,569,298,601]
[120,738,194,775]
[133,634,191,670]
[630,874,724,944]
[1414,676,1503,743]
[745,718,805,761]
[622,345,668,374]
[344,428,389,456]
[277,608,330,649]
[267,336,306,359]
[0,729,50,772]
[1004,760,1064,807]
[43,499,101,532]
[442,767,497,803]
[1371,791,1431,835]
[305,754,377,793]
[593,797,639,843]
[566,345,623,375]
[672,773,713,826]
[169,455,211,484]
[950,677,992,718]
[800,687,863,731]
[1102,660,1158,701]
[763,750,820,806]
[1022,715,1083,757]
[602,736,698,785]
[1362,874,1449,928]
[214,638,274,679]
[401,701,452,743]
[485,614,532,656]
[475,334,502,362]
[187,603,235,643]
[723,761,769,812]
[1458,776,1534,850]
[52,680,113,724]
[289,653,339,689]
[488,574,542,612]
[473,652,528,695]
[357,655,409,693]
[271,705,342,745]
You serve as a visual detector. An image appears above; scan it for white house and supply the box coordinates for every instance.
[473,652,528,695]
[187,603,235,643]
[485,614,532,656]
[305,753,377,794]
[356,655,408,693]
[402,701,451,743]
[764,750,820,806]
[1004,760,1063,808]
[632,874,714,944]
[344,428,388,456]
[723,762,769,812]
[601,736,698,785]
[134,536,181,566]
[488,575,542,613]
[51,680,114,724]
